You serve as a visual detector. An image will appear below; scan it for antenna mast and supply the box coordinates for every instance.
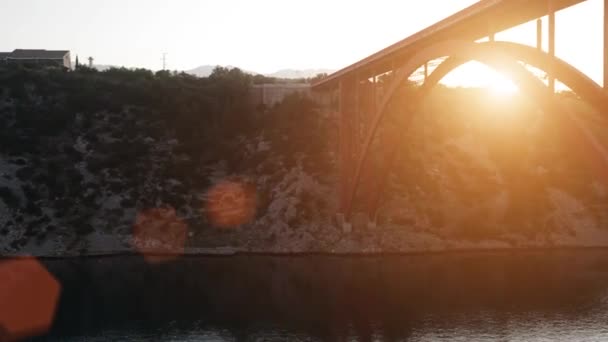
[162,52,168,70]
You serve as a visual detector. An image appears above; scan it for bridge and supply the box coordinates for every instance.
[311,0,608,231]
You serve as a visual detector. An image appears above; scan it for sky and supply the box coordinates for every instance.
[1,0,605,84]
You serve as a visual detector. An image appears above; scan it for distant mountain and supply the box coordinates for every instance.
[186,65,220,77]
[185,65,335,79]
[266,68,334,79]
[72,62,333,78]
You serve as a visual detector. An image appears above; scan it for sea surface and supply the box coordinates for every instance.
[27,250,608,341]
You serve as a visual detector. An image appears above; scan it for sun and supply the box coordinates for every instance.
[487,75,519,96]
[440,61,520,95]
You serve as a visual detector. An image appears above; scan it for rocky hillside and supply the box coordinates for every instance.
[1,65,607,256]
[0,65,336,255]
[375,87,608,249]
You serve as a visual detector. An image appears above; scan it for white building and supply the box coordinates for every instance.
[251,83,311,107]
[0,49,72,69]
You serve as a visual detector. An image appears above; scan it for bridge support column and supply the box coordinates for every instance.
[354,74,361,158]
[424,62,428,82]
[350,75,379,230]
[338,78,357,232]
[372,74,377,113]
[536,18,543,50]
[548,0,556,92]
[604,0,608,88]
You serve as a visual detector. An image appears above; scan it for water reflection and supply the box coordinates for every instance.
[31,251,608,341]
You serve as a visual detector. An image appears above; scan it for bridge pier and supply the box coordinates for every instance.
[485,17,496,42]
[353,74,361,162]
[424,62,428,82]
[536,18,542,50]
[336,72,384,233]
[548,0,556,92]
[605,0,608,88]
[338,78,358,232]
[335,213,351,233]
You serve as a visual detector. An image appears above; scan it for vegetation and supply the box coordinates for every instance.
[0,64,329,249]
[0,63,605,252]
[383,86,608,241]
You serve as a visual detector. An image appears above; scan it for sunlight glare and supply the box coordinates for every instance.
[205,180,257,228]
[441,61,520,96]
[131,206,188,263]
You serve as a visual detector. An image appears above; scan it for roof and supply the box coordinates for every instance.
[7,49,69,60]
[312,0,585,89]
[0,52,11,60]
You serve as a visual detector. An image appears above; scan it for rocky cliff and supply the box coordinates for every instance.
[1,66,607,256]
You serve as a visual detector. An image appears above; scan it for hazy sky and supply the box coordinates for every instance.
[1,0,604,83]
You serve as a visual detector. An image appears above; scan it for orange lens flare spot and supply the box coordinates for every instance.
[205,181,257,228]
[132,206,188,263]
[0,258,61,342]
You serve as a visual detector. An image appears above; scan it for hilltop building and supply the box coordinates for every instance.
[0,49,72,69]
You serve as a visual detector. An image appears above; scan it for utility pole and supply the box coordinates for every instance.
[162,52,168,71]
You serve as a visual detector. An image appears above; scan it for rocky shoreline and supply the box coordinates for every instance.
[5,224,608,258]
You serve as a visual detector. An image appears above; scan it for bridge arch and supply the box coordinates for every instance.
[423,41,608,112]
[346,40,608,221]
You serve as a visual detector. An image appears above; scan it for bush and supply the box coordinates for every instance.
[0,186,21,208]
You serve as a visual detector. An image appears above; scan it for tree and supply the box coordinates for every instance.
[252,74,277,84]
[309,73,328,83]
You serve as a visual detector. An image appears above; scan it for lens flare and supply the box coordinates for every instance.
[132,206,187,263]
[0,258,60,342]
[205,180,257,228]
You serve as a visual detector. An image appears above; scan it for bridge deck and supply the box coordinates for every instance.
[312,0,585,89]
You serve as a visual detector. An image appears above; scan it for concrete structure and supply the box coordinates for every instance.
[251,83,311,107]
[0,49,71,69]
[311,0,608,231]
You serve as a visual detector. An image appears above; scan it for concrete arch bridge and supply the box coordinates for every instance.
[311,0,608,231]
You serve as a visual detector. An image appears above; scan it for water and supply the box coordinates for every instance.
[28,250,608,341]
